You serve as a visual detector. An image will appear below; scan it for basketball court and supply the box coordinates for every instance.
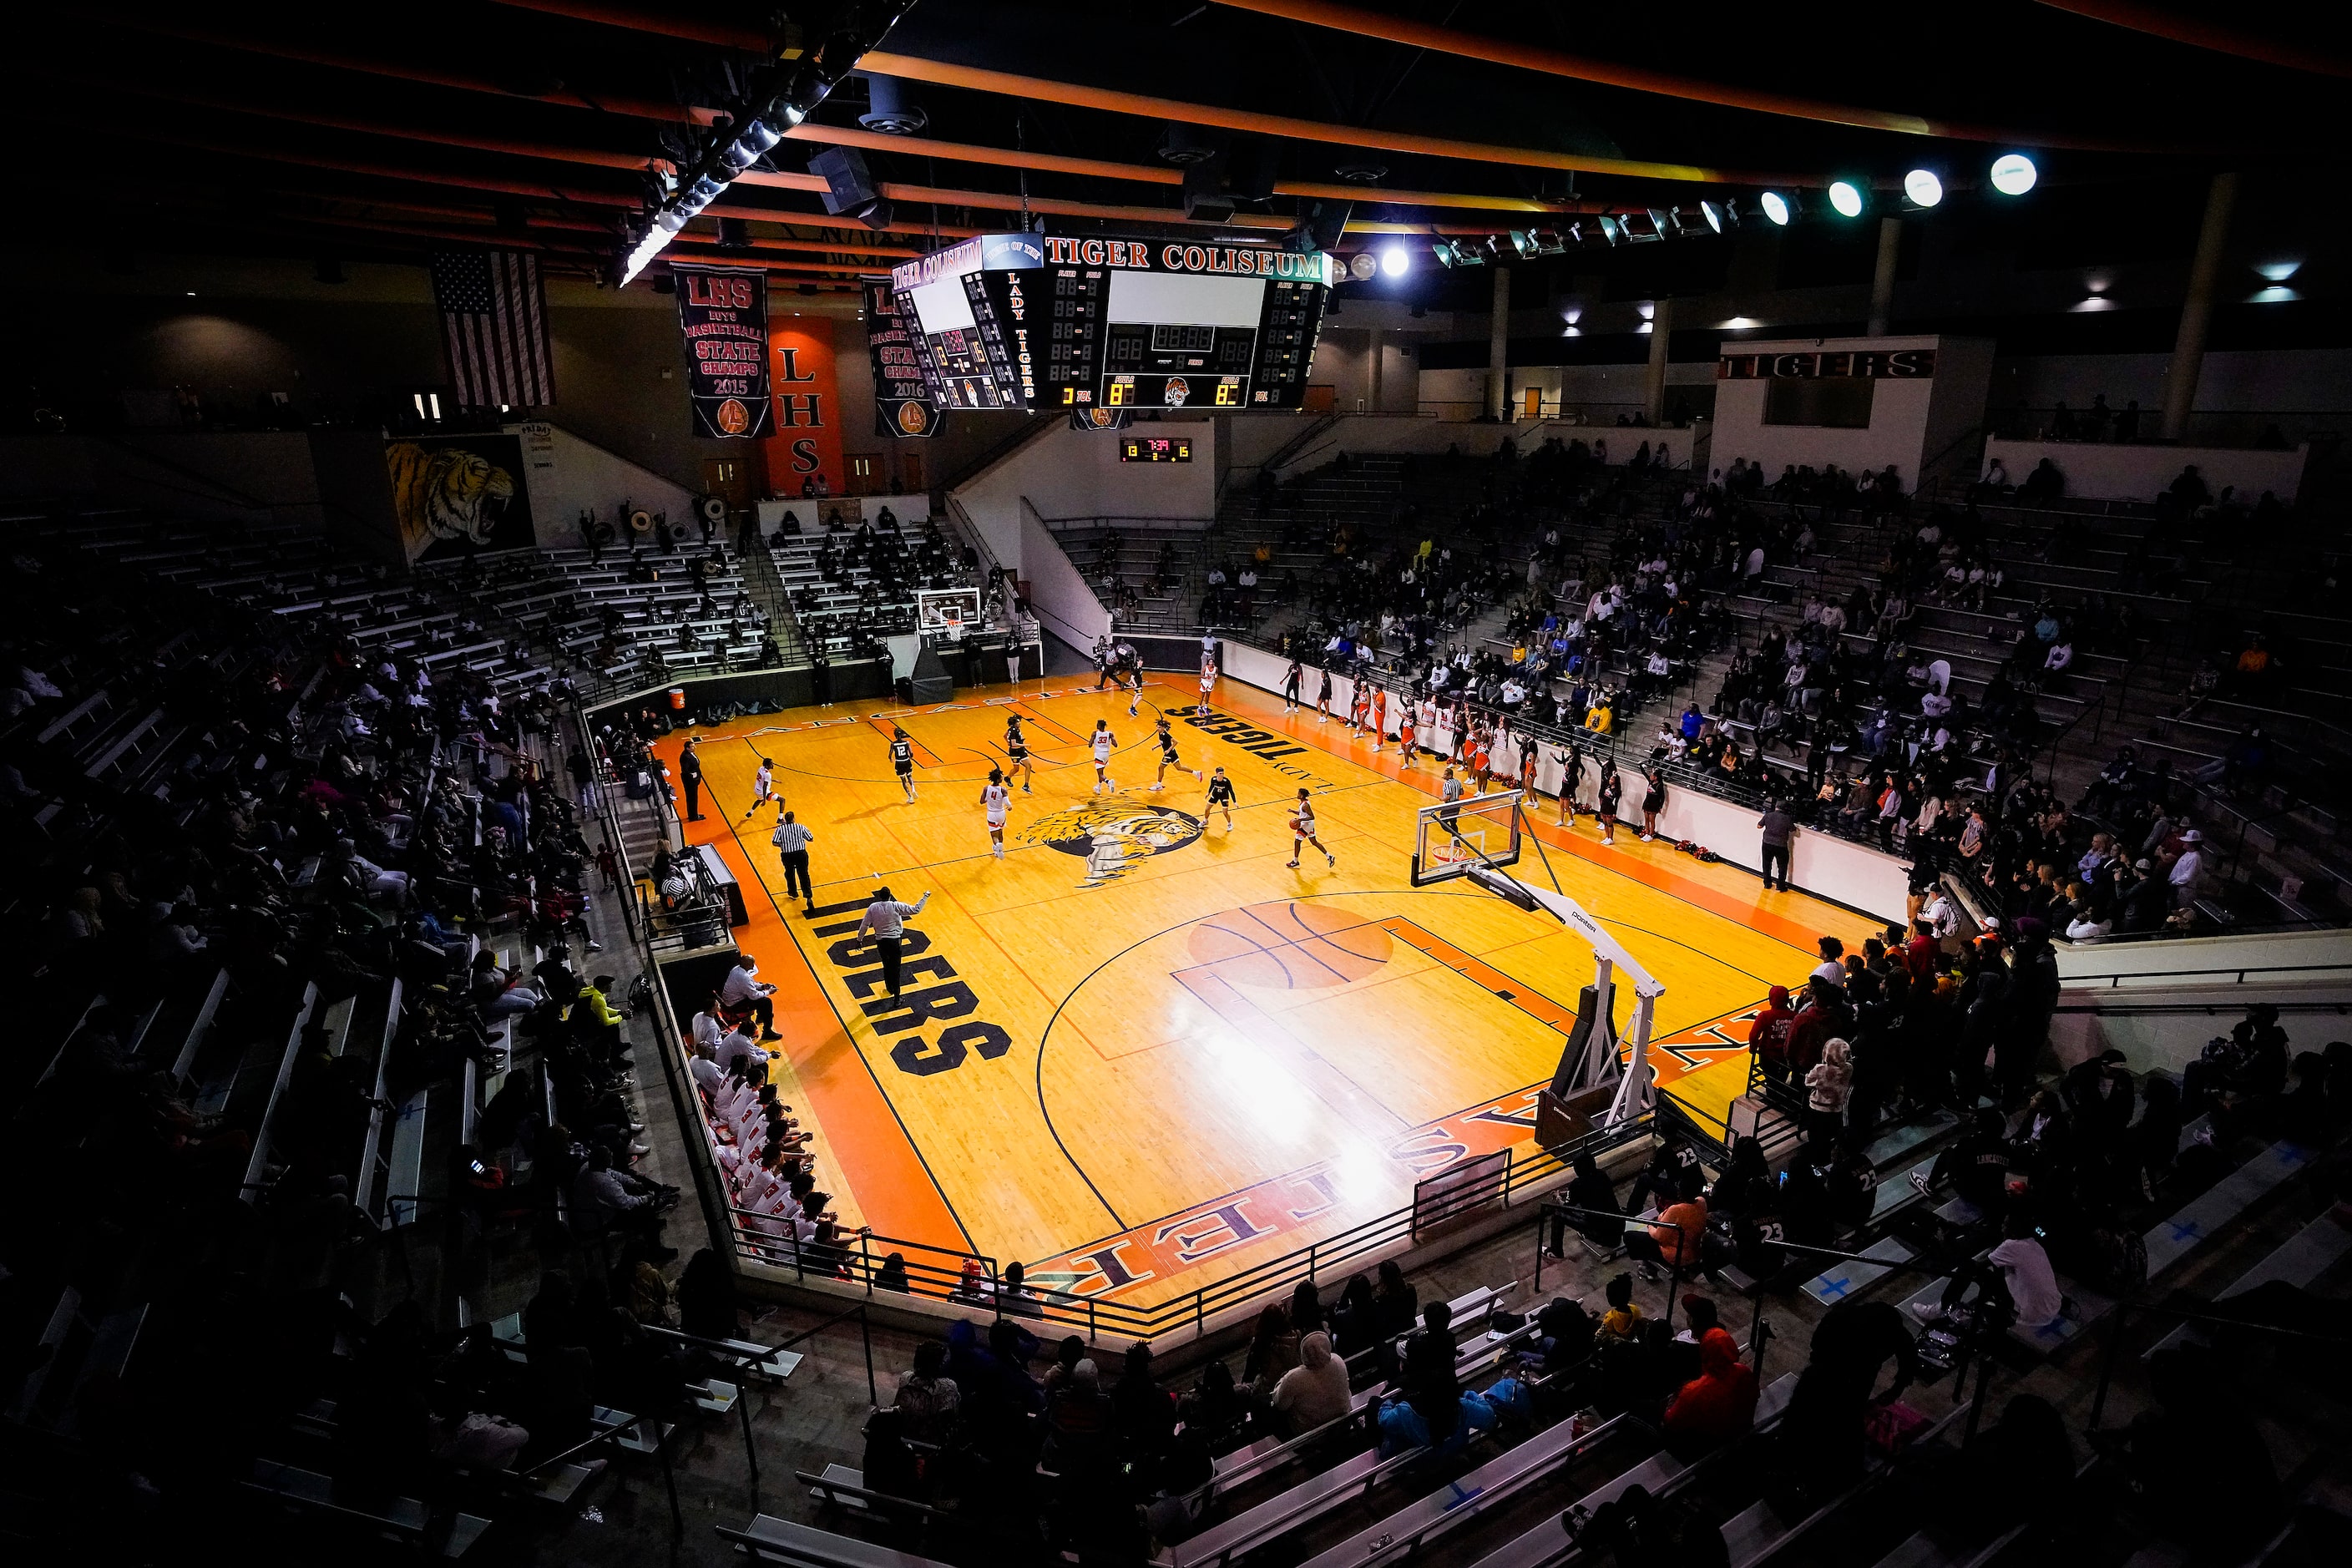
[655,671,1873,1308]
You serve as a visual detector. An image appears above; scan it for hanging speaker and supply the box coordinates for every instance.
[808,147,881,218]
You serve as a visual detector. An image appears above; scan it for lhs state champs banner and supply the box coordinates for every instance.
[862,276,940,438]
[673,265,773,438]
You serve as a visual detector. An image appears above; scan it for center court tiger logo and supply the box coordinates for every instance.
[1023,802,1203,888]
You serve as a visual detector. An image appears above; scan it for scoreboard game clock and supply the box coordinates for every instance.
[888,235,1333,414]
[1120,436,1192,463]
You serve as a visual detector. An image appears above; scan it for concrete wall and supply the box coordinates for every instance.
[1981,438,2309,503]
[1712,335,1990,491]
[2046,928,2352,1078]
[1019,503,1115,654]
[503,420,695,549]
[0,430,323,525]
[951,417,1219,576]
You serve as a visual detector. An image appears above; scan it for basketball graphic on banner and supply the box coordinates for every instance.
[898,402,928,435]
[716,398,751,436]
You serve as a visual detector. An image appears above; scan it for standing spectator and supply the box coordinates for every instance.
[1758,800,1795,892]
[1806,1038,1854,1146]
[1639,768,1667,842]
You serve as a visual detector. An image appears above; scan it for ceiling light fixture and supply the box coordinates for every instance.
[1758,191,1792,226]
[620,0,919,285]
[1828,180,1865,218]
[1379,243,1409,277]
[1989,154,2038,196]
[1903,169,1944,208]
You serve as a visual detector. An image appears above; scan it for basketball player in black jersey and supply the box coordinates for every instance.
[1003,715,1035,793]
[1151,716,1202,791]
[1316,665,1335,722]
[888,726,917,802]
[1205,765,1237,831]
[1282,660,1302,713]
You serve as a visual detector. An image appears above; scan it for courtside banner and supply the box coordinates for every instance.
[862,276,941,438]
[674,264,774,438]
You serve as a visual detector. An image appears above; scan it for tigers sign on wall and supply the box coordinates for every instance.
[673,264,775,439]
[383,432,536,563]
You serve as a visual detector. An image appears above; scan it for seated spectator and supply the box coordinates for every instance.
[1661,1326,1758,1454]
[1270,1330,1352,1435]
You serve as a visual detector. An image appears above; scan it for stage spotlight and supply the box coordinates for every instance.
[1379,243,1409,277]
[1758,191,1791,226]
[1697,200,1727,234]
[1828,180,1864,218]
[1509,230,1538,259]
[1903,169,1944,208]
[1989,154,2037,196]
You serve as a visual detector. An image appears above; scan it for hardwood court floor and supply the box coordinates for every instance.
[657,673,1874,1309]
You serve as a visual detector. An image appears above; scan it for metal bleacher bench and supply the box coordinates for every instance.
[1901,1139,2314,1355]
[1469,1373,1798,1568]
[721,1514,952,1568]
[244,1458,491,1557]
[1297,1412,1631,1568]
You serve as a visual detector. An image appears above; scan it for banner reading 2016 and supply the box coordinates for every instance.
[673,264,773,438]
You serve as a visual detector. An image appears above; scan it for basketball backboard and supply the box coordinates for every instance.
[1410,790,1524,887]
[917,586,984,640]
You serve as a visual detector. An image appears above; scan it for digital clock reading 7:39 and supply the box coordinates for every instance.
[1119,438,1193,463]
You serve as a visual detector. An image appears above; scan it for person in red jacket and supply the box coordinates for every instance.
[1783,976,1851,1085]
[1904,919,1939,982]
[1749,985,1797,1089]
[1662,1326,1759,1454]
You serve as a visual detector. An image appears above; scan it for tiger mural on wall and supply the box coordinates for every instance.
[384,440,518,557]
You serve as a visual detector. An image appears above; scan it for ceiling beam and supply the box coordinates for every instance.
[1211,0,2232,153]
[857,50,1805,188]
[2031,1,2352,78]
[124,18,1609,217]
[81,78,1558,240]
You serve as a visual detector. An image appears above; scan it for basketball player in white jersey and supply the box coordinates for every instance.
[888,727,917,803]
[1090,718,1117,792]
[741,756,777,821]
[1151,716,1203,791]
[979,767,1013,858]
[1198,657,1216,705]
[1003,714,1035,793]
[1287,787,1334,869]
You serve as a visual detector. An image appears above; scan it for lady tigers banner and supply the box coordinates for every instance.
[673,265,772,438]
[764,313,845,498]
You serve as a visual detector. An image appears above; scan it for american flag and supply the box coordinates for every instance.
[430,250,555,409]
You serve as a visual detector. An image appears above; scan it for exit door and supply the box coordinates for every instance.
[702,458,751,508]
[898,451,924,493]
[1523,387,1543,418]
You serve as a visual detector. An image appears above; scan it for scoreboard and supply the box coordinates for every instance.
[888,234,1333,413]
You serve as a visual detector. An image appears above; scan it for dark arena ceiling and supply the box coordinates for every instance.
[12,1,2346,301]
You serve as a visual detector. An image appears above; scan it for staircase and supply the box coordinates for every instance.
[737,539,807,662]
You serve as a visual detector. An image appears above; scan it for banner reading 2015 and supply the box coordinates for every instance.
[673,264,773,438]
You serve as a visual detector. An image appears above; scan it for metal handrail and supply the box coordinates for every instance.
[2070,961,2352,988]
[723,1110,1647,1341]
